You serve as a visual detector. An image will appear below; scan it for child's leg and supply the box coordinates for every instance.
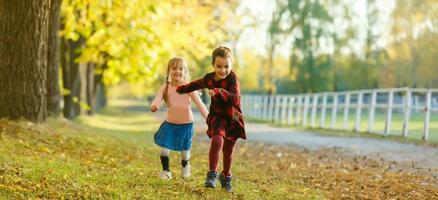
[181,150,191,178]
[221,138,236,176]
[181,150,190,167]
[209,134,224,172]
[160,147,170,171]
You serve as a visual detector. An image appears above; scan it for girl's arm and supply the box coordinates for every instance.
[176,75,208,94]
[211,74,241,107]
[190,91,209,120]
[150,85,165,112]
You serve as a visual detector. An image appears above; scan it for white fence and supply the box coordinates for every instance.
[242,88,438,140]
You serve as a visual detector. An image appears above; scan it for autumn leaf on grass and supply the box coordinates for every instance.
[38,146,51,153]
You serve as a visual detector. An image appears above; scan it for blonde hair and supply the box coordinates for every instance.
[163,57,190,106]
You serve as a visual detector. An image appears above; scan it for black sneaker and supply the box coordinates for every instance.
[204,171,217,188]
[219,174,232,192]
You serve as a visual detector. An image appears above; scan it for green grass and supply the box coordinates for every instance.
[250,108,438,144]
[0,99,325,199]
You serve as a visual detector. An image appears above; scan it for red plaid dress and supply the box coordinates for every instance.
[176,71,246,140]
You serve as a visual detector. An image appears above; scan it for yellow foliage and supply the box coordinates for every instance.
[61,0,239,88]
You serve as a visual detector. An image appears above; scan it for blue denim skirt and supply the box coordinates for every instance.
[154,121,194,151]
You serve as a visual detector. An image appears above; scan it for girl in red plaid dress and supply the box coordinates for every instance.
[177,46,246,192]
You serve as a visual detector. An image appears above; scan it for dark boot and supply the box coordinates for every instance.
[219,173,232,192]
[204,171,217,188]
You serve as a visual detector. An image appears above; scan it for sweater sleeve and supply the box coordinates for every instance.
[176,74,209,94]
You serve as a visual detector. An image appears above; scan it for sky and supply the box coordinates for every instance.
[236,0,396,57]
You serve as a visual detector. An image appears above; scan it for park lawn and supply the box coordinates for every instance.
[0,100,324,199]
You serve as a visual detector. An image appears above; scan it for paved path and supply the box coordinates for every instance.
[239,123,438,171]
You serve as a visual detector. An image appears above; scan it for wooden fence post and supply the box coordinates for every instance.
[311,94,319,127]
[343,93,350,130]
[402,90,411,137]
[295,96,302,126]
[287,96,295,125]
[247,96,252,117]
[268,96,275,122]
[354,92,363,132]
[273,96,281,123]
[423,90,432,140]
[258,96,263,119]
[281,96,288,124]
[330,93,338,129]
[320,93,328,128]
[302,95,310,126]
[368,90,377,133]
[262,95,269,121]
[384,90,394,135]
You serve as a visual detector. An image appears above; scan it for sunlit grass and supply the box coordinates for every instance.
[0,99,325,199]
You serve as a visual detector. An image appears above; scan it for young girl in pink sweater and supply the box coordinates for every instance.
[150,57,208,180]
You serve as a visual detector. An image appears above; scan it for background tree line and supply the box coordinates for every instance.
[0,0,241,122]
[1,0,437,122]
[240,0,438,94]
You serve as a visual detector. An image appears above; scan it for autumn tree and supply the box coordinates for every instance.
[59,0,240,115]
[47,0,63,117]
[0,0,51,122]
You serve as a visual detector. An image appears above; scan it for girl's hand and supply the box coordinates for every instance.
[150,104,158,112]
[208,89,216,96]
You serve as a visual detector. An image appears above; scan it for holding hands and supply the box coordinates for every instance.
[208,89,216,96]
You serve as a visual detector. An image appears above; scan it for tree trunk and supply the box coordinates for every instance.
[60,37,73,118]
[267,43,275,94]
[93,73,107,112]
[60,38,82,119]
[78,62,94,115]
[86,63,95,115]
[79,62,88,115]
[68,38,84,119]
[47,0,62,117]
[0,0,51,122]
[69,39,82,117]
[410,46,418,88]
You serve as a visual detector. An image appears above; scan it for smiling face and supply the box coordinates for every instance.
[168,60,186,84]
[213,56,232,80]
